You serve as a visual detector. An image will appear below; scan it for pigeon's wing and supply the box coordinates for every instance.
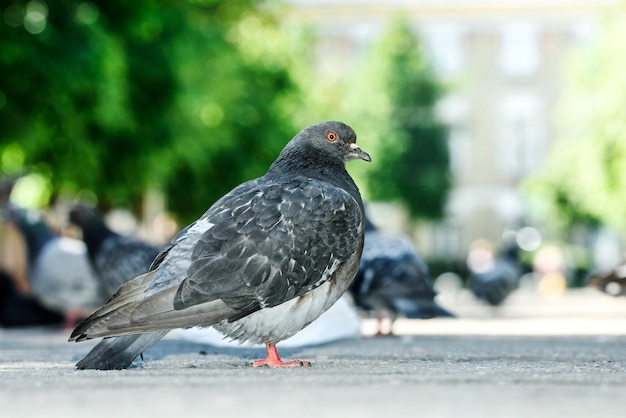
[173,177,364,318]
[70,177,363,339]
[149,224,192,271]
[145,180,263,293]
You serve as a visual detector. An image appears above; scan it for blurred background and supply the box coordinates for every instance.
[2,0,626,328]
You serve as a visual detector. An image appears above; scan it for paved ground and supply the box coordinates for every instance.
[2,289,626,418]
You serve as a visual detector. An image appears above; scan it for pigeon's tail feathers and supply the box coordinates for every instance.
[392,298,454,319]
[69,271,158,341]
[75,331,168,370]
[435,305,455,318]
[70,270,239,341]
[101,270,158,311]
[72,293,236,340]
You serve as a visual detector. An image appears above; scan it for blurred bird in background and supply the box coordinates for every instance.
[467,239,522,307]
[587,261,626,297]
[1,183,101,327]
[69,204,161,300]
[349,211,454,335]
[0,269,64,327]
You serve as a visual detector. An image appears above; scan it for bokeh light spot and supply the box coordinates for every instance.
[3,5,23,28]
[200,103,224,127]
[11,172,52,209]
[1,145,25,174]
[76,3,99,25]
[75,189,98,207]
[516,227,542,251]
[24,1,48,35]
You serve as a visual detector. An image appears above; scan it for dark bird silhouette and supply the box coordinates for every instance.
[3,204,101,318]
[0,269,64,327]
[69,121,371,370]
[468,243,521,306]
[349,213,453,334]
[69,205,161,300]
[587,261,626,297]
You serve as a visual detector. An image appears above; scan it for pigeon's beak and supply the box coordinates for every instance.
[348,143,372,162]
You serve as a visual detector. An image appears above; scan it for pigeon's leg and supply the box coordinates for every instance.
[374,311,394,336]
[250,342,311,368]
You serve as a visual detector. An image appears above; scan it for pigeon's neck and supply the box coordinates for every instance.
[266,150,364,210]
[81,223,117,261]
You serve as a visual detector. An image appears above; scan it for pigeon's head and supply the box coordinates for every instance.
[285,121,371,166]
[68,204,103,229]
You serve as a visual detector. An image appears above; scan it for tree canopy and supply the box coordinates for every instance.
[1,4,449,225]
[527,10,626,232]
[354,22,451,220]
[0,0,301,223]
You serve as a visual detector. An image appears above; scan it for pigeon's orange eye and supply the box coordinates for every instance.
[326,132,338,142]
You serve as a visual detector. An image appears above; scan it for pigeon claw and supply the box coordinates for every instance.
[249,358,311,368]
[249,342,312,368]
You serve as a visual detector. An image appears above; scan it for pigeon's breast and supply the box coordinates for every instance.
[213,250,361,344]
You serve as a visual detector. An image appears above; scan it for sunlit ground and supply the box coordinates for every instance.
[362,288,626,337]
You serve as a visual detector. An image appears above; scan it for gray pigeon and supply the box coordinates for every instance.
[3,204,102,318]
[68,205,161,300]
[69,121,371,369]
[350,212,453,334]
[468,244,521,306]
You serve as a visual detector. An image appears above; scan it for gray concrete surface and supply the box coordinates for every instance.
[2,289,626,418]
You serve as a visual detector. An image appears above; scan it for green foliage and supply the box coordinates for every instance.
[0,0,301,223]
[359,22,451,220]
[528,10,626,231]
[156,6,301,223]
[0,4,449,225]
[279,20,451,221]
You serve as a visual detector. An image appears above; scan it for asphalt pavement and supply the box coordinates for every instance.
[2,288,626,418]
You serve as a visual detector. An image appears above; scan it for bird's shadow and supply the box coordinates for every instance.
[136,338,335,367]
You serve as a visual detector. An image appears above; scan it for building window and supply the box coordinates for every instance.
[436,95,469,177]
[499,22,540,77]
[424,23,464,76]
[496,93,546,178]
[448,126,472,176]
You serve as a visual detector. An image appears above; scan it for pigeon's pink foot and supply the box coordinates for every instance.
[250,342,311,368]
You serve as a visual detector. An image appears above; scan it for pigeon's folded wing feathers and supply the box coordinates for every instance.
[72,177,363,340]
[174,177,363,316]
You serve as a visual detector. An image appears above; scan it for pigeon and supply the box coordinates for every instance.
[3,204,102,319]
[587,261,626,297]
[349,213,453,334]
[69,205,161,299]
[69,121,371,369]
[0,269,65,327]
[468,243,521,306]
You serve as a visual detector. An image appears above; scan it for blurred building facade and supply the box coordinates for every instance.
[284,0,618,260]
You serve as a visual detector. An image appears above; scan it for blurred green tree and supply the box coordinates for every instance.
[0,0,301,223]
[527,11,626,232]
[354,21,451,220]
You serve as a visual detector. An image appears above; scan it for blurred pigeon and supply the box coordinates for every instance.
[3,205,102,318]
[587,262,626,297]
[468,243,521,306]
[69,121,371,370]
[349,213,453,334]
[0,269,64,327]
[69,205,161,299]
